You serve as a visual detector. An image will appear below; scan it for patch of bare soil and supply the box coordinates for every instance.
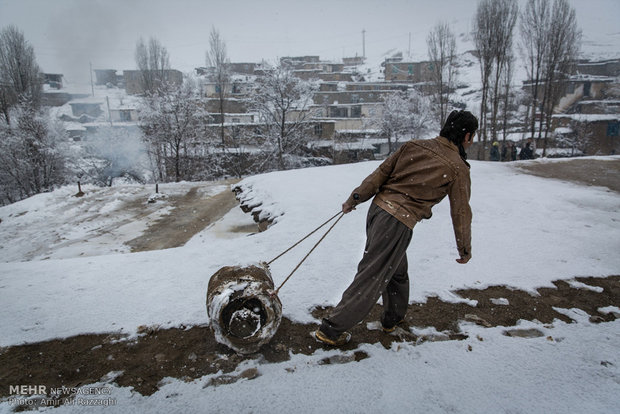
[1,275,618,408]
[126,179,241,252]
[514,158,620,192]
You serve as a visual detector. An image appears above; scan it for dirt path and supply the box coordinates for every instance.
[514,158,620,192]
[1,275,618,402]
[126,179,241,252]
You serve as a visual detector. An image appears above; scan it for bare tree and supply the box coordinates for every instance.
[0,25,42,125]
[472,1,495,159]
[520,0,551,141]
[374,89,435,154]
[139,79,207,182]
[500,52,516,141]
[519,0,580,156]
[249,64,318,170]
[489,0,518,143]
[205,26,230,146]
[539,0,581,156]
[135,36,171,95]
[473,0,518,158]
[427,22,457,125]
[0,105,66,204]
[566,117,593,156]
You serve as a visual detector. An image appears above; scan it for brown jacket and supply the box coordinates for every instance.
[346,136,472,259]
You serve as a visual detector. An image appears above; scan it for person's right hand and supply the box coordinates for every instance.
[456,252,471,264]
[456,248,471,264]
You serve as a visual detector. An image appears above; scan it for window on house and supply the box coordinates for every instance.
[119,110,132,122]
[351,94,359,104]
[314,124,323,137]
[351,105,362,118]
[607,121,619,137]
[408,64,413,74]
[330,107,348,118]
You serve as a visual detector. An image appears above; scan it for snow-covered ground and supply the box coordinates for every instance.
[1,158,620,413]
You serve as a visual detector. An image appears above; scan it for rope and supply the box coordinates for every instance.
[269,211,344,296]
[267,211,342,265]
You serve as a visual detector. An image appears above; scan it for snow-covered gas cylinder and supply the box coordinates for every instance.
[206,263,282,354]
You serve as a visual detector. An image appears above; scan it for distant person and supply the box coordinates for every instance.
[511,142,518,161]
[314,110,477,346]
[490,141,500,161]
[519,142,534,160]
[501,141,515,162]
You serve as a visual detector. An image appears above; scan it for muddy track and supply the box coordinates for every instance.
[126,180,240,252]
[514,158,620,193]
[1,275,618,403]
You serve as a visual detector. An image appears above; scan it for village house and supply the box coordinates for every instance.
[109,107,139,123]
[383,60,435,83]
[94,69,123,87]
[69,102,103,118]
[123,69,183,95]
[549,58,620,155]
[43,73,63,89]
[199,80,254,99]
[552,113,619,155]
[343,56,365,67]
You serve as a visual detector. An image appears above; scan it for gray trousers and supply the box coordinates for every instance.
[320,203,413,339]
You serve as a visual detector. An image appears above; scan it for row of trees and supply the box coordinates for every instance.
[0,25,67,204]
[469,0,581,158]
[425,0,581,160]
[520,0,581,156]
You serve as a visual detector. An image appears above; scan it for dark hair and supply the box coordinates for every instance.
[440,110,478,165]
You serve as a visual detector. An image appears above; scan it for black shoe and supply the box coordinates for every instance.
[314,329,352,346]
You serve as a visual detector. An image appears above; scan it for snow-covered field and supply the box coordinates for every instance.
[1,158,619,413]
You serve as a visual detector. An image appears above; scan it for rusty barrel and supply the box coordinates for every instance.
[206,263,282,354]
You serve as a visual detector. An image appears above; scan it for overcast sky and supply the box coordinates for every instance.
[1,0,619,85]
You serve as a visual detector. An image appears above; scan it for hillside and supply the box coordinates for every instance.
[1,157,619,412]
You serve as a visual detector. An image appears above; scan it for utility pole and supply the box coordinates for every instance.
[89,62,94,96]
[362,29,366,59]
[408,32,411,58]
[106,96,113,126]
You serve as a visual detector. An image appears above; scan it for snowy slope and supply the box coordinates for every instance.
[1,158,619,413]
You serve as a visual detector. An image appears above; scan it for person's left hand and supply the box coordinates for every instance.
[342,200,356,214]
